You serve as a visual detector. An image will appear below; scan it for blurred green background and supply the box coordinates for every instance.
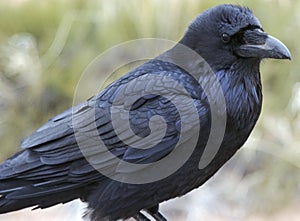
[0,0,299,220]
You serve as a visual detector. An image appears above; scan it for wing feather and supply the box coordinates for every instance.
[0,60,206,210]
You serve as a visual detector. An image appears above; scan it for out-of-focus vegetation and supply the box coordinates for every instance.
[0,0,299,220]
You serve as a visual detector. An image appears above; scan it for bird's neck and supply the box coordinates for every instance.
[218,59,263,131]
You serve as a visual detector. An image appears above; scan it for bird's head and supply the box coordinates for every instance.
[180,4,291,71]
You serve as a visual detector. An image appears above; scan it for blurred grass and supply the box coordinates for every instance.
[0,0,299,219]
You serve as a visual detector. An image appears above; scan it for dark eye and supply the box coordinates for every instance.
[221,33,231,43]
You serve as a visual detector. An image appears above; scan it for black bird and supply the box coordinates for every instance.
[0,4,291,221]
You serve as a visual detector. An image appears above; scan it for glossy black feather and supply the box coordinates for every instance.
[0,4,289,221]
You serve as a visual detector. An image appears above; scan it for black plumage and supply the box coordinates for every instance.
[0,4,290,221]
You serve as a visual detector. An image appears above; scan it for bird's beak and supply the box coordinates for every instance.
[236,29,291,60]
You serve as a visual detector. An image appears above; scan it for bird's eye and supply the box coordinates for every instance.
[221,33,231,43]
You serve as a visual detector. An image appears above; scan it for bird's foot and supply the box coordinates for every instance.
[145,205,167,221]
[133,212,151,221]
[133,205,167,221]
[147,211,167,221]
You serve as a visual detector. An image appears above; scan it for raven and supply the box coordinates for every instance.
[0,4,291,221]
